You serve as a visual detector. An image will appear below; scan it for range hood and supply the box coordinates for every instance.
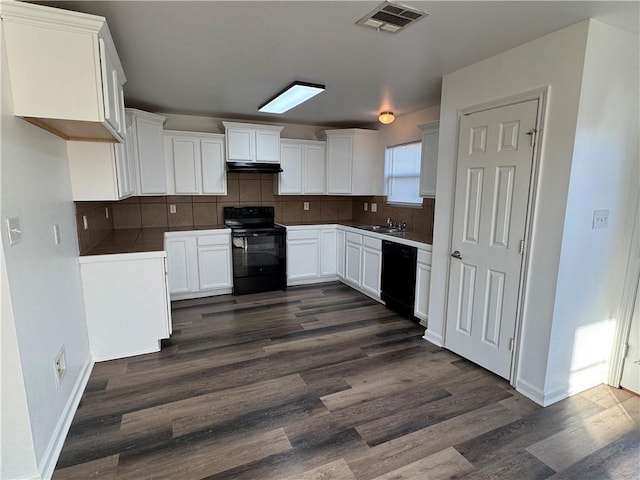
[226,162,283,173]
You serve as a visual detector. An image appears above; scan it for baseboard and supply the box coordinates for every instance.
[422,329,443,347]
[170,287,232,301]
[515,377,546,406]
[38,357,94,479]
[288,275,339,287]
[92,343,161,362]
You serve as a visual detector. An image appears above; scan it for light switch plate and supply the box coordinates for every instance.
[6,217,22,245]
[593,209,609,229]
[371,203,378,213]
[169,204,177,214]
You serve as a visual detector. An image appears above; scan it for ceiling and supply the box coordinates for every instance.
[36,1,639,127]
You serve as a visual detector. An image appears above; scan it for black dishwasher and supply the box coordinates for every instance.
[381,241,417,320]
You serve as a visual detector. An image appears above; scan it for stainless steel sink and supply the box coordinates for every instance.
[356,225,403,234]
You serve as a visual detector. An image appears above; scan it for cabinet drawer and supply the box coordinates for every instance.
[197,234,230,246]
[417,249,432,265]
[346,232,363,245]
[287,229,319,241]
[362,235,381,250]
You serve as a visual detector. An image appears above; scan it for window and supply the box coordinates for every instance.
[384,141,422,206]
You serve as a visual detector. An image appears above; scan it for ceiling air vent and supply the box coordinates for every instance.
[356,1,429,34]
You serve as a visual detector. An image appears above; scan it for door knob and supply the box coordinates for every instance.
[451,250,462,259]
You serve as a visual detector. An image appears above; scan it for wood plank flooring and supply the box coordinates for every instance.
[54,283,640,479]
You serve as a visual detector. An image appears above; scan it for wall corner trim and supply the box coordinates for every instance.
[423,330,444,347]
[38,357,94,479]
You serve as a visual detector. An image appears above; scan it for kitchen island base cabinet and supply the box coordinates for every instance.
[165,230,232,300]
[79,252,171,362]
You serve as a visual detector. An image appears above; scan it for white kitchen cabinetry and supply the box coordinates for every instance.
[342,230,382,300]
[67,139,135,201]
[126,109,167,195]
[3,1,126,142]
[324,129,381,195]
[164,130,226,195]
[164,230,232,300]
[414,249,432,325]
[79,252,171,361]
[419,121,439,197]
[286,226,339,286]
[336,229,346,279]
[277,140,326,195]
[223,122,284,163]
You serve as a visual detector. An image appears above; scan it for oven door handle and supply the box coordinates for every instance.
[233,232,284,238]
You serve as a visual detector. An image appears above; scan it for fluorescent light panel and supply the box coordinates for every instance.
[259,81,324,114]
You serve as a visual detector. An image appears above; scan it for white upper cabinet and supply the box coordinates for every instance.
[277,140,326,195]
[324,129,381,195]
[66,140,135,201]
[2,1,126,142]
[419,121,439,197]
[126,109,167,195]
[223,122,283,163]
[164,130,227,196]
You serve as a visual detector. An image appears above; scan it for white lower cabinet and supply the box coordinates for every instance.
[286,226,339,286]
[79,252,172,361]
[343,231,381,300]
[165,230,232,300]
[414,249,432,325]
[336,229,346,279]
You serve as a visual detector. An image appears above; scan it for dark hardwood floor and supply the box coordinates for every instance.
[54,283,639,479]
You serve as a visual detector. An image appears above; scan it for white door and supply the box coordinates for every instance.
[172,136,200,194]
[320,229,337,276]
[165,237,193,294]
[255,129,280,163]
[304,144,326,194]
[279,143,303,194]
[361,246,382,298]
[445,99,538,379]
[620,278,640,394]
[198,245,232,290]
[287,239,320,281]
[201,138,227,195]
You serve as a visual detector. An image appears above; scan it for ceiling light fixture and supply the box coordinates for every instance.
[258,81,325,114]
[379,111,395,124]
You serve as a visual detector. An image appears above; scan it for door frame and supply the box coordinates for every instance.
[445,87,549,385]
[609,197,640,387]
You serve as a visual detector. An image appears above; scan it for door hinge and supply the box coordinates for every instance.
[509,338,514,351]
[519,240,525,255]
[526,129,537,147]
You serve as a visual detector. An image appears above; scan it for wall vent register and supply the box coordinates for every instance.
[356,1,429,34]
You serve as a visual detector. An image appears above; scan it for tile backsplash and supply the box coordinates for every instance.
[75,173,435,253]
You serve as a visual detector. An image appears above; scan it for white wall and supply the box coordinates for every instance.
[545,21,639,401]
[1,24,92,477]
[427,21,590,403]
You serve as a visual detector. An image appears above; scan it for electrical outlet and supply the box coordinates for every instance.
[593,209,609,229]
[303,201,310,211]
[364,202,368,211]
[371,203,378,213]
[169,204,177,214]
[54,346,67,385]
[53,224,61,245]
[105,207,109,219]
[82,215,88,230]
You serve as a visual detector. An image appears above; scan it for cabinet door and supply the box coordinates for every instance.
[326,134,353,194]
[279,143,303,194]
[304,144,326,194]
[419,124,439,197]
[201,138,227,195]
[172,136,200,194]
[336,230,346,278]
[198,245,232,290]
[361,247,382,298]
[345,241,362,285]
[287,239,320,281]
[136,116,167,194]
[320,229,337,276]
[255,129,280,163]
[165,237,194,294]
[98,38,121,135]
[226,127,255,161]
[115,140,134,198]
[415,263,431,321]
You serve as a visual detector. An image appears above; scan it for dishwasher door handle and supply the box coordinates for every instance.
[451,250,462,260]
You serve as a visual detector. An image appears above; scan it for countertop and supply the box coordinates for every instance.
[83,222,431,256]
[83,225,228,256]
